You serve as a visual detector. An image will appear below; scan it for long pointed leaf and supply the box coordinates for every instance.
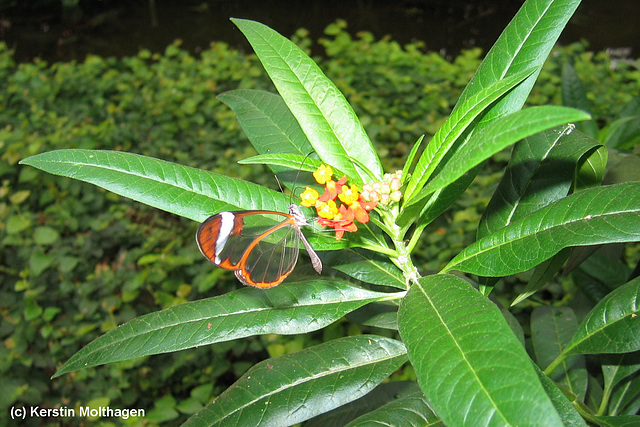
[590,415,640,426]
[400,0,583,230]
[454,0,582,122]
[563,277,640,356]
[232,18,382,184]
[217,89,312,156]
[332,249,406,289]
[445,182,640,276]
[531,306,587,399]
[479,128,603,238]
[54,280,402,377]
[217,89,313,189]
[183,335,407,426]
[19,149,349,251]
[408,163,483,231]
[533,364,588,426]
[239,153,326,174]
[398,274,562,426]
[602,353,640,400]
[408,106,590,208]
[306,382,419,427]
[20,149,288,222]
[561,62,598,138]
[403,67,536,202]
[346,388,441,427]
[532,307,580,371]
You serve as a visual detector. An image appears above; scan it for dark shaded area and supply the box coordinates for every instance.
[0,0,638,63]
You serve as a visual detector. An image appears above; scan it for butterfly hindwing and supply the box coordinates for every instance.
[234,218,301,287]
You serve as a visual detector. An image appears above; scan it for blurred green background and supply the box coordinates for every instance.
[1,1,639,425]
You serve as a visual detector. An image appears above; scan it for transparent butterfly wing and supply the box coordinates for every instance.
[197,211,307,288]
[235,220,301,287]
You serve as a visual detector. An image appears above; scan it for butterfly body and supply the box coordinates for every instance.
[197,204,321,288]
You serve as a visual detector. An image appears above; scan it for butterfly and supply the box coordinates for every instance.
[196,204,322,288]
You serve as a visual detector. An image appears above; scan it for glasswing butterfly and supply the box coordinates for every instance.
[196,204,322,288]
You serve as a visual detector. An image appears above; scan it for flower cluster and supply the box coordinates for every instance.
[300,165,378,240]
[360,170,403,206]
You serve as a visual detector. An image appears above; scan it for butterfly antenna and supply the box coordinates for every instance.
[289,151,315,202]
[274,173,285,194]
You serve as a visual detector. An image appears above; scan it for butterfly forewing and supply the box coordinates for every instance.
[196,210,313,288]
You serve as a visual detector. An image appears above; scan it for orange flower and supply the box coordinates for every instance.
[359,196,378,211]
[318,205,357,240]
[303,164,403,240]
[313,165,334,185]
[348,201,370,223]
[318,175,347,202]
[300,187,319,207]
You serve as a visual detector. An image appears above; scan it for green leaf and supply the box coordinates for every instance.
[532,307,580,371]
[602,353,640,402]
[399,0,582,230]
[575,144,608,191]
[480,128,602,300]
[183,335,407,426]
[444,182,640,277]
[561,61,598,138]
[500,306,526,346]
[9,189,30,204]
[531,307,587,399]
[53,280,401,377]
[401,134,425,185]
[232,18,382,184]
[24,297,44,321]
[217,89,313,189]
[33,226,60,245]
[404,163,482,231]
[454,0,582,123]
[602,116,640,150]
[512,248,572,306]
[21,149,356,253]
[332,249,406,289]
[398,274,562,426]
[479,127,603,239]
[306,381,419,427]
[589,415,640,426]
[563,278,640,356]
[533,364,588,426]
[346,387,441,427]
[20,149,288,223]
[409,106,590,206]
[346,302,399,330]
[29,250,54,277]
[609,374,640,416]
[6,215,31,234]
[218,89,312,155]
[605,152,640,186]
[602,97,640,150]
[403,67,536,202]
[239,153,324,174]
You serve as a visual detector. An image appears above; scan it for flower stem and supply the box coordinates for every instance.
[379,208,420,287]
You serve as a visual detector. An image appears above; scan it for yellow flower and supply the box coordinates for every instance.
[300,187,319,207]
[315,200,338,219]
[313,165,334,185]
[338,184,360,206]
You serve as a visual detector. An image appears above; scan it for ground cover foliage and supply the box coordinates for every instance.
[3,1,640,425]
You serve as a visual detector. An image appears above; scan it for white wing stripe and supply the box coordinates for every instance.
[215,212,235,264]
